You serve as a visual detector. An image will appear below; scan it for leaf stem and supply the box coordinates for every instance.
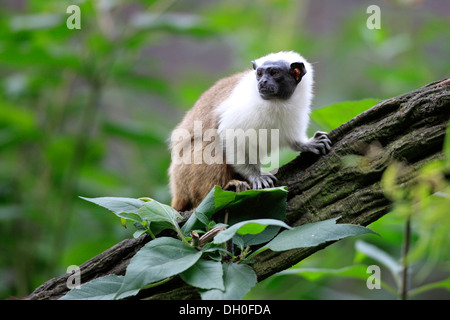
[408,278,450,298]
[176,226,192,247]
[239,247,268,264]
[146,227,156,240]
[400,216,411,300]
[142,276,174,290]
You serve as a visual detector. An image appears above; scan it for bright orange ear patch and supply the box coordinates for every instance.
[293,68,301,82]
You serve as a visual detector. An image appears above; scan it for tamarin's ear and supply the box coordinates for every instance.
[252,60,257,70]
[290,62,307,83]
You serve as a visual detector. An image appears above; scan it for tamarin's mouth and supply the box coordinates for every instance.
[258,86,277,99]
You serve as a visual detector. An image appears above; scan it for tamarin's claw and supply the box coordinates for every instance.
[292,131,332,155]
[248,173,277,190]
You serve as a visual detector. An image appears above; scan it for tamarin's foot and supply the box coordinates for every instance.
[247,172,277,190]
[224,179,251,193]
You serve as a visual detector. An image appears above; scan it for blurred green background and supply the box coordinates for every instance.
[0,0,449,299]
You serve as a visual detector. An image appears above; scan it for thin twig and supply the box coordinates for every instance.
[400,217,411,300]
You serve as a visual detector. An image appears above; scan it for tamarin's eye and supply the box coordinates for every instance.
[257,70,263,78]
[270,70,278,77]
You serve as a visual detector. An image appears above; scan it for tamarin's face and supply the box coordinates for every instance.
[252,60,306,100]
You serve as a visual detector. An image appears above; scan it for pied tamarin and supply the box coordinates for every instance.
[169,51,331,212]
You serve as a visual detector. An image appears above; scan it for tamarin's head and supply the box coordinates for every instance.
[251,51,309,101]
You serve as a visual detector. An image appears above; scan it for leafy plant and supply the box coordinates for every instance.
[61,185,376,300]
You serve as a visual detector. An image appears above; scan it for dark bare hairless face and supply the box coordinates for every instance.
[252,60,306,100]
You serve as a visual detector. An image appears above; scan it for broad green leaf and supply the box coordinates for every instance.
[59,275,124,300]
[80,196,144,223]
[137,200,183,231]
[180,259,224,290]
[277,265,397,296]
[238,222,267,235]
[265,217,378,251]
[194,209,210,226]
[182,185,288,241]
[355,240,402,286]
[218,187,289,247]
[115,237,202,300]
[444,121,450,167]
[213,219,291,244]
[310,99,380,132]
[215,186,288,217]
[181,187,216,234]
[199,263,257,300]
[133,229,147,239]
[279,265,372,281]
[409,277,450,297]
[241,225,283,247]
[10,13,64,32]
[213,185,238,211]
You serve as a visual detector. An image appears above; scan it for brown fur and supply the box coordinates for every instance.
[169,72,248,211]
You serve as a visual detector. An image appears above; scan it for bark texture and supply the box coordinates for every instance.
[28,79,450,300]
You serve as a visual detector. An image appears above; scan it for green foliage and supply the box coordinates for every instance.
[60,186,375,300]
[310,99,380,132]
[180,259,224,291]
[212,219,292,245]
[264,218,377,251]
[59,275,124,300]
[115,237,203,300]
[199,263,257,300]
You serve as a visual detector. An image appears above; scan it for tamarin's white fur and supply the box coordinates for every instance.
[169,51,331,211]
[217,51,314,159]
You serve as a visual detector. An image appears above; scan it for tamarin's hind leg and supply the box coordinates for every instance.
[224,179,251,193]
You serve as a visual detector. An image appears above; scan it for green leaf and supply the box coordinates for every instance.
[181,185,288,241]
[213,185,238,211]
[215,186,288,218]
[59,275,124,300]
[115,237,202,300]
[133,229,147,238]
[180,259,224,290]
[137,200,183,231]
[241,226,282,247]
[181,187,216,234]
[199,263,257,300]
[355,240,402,286]
[280,265,369,280]
[213,219,291,244]
[10,13,64,32]
[409,277,450,297]
[194,210,210,226]
[80,196,144,223]
[277,265,398,296]
[265,217,378,251]
[444,121,450,168]
[310,99,380,132]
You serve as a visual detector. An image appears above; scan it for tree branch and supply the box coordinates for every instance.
[28,79,450,300]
